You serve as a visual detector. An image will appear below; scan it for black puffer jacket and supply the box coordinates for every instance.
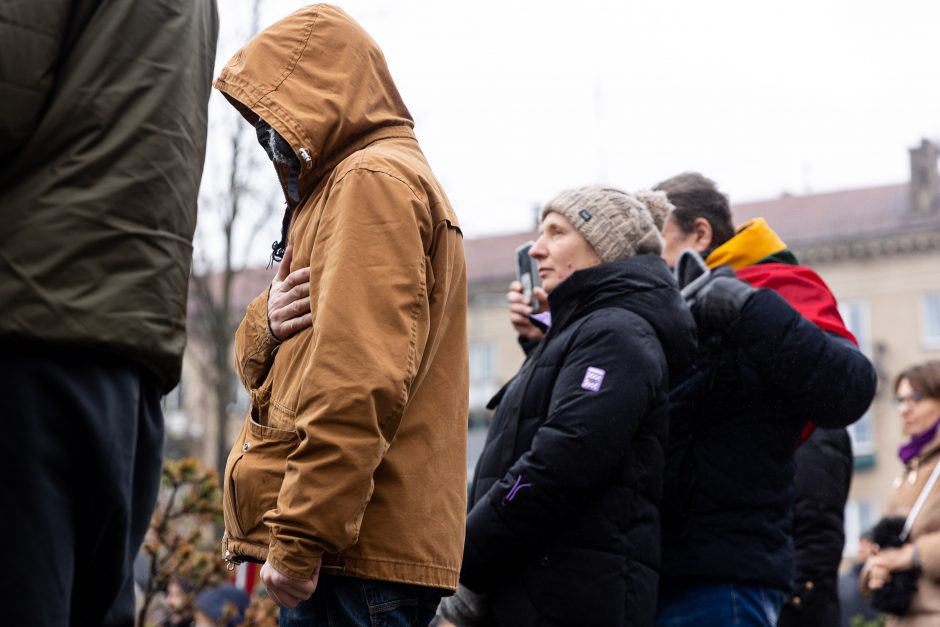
[778,426,853,627]
[461,254,697,627]
[661,289,876,591]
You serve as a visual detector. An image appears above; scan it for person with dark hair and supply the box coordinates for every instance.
[656,172,736,260]
[839,532,880,626]
[216,6,468,626]
[193,584,250,627]
[439,186,697,627]
[0,2,218,625]
[861,361,940,626]
[648,172,875,626]
[504,173,875,625]
[504,180,874,626]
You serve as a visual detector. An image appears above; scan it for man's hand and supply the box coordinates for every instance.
[260,560,319,608]
[507,280,547,342]
[267,244,312,341]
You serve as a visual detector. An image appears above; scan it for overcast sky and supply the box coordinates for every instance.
[210,0,940,242]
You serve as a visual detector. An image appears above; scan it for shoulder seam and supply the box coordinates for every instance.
[333,165,428,210]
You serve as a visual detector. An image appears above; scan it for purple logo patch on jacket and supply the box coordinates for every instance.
[581,366,606,392]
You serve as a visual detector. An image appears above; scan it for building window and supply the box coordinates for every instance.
[469,342,499,411]
[844,499,876,558]
[838,301,875,462]
[838,301,871,357]
[923,293,940,348]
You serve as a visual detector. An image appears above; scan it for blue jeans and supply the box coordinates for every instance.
[279,574,443,627]
[655,582,785,627]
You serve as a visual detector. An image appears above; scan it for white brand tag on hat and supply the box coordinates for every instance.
[581,366,606,392]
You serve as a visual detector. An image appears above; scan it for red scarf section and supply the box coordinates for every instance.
[735,263,858,443]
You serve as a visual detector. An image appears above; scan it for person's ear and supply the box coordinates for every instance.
[692,217,713,252]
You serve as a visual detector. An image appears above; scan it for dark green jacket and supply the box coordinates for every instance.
[0,0,219,391]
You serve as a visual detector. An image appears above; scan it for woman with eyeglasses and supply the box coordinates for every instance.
[862,360,940,626]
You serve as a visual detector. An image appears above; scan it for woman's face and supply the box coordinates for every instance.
[529,212,601,294]
[897,377,940,438]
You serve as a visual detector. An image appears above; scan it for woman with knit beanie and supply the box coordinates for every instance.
[862,361,940,626]
[437,186,697,626]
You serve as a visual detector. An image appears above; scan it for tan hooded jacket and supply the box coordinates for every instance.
[216,4,468,590]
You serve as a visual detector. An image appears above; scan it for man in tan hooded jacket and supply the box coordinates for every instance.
[216,5,468,624]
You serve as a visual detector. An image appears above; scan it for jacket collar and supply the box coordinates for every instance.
[705,218,788,270]
[546,254,666,334]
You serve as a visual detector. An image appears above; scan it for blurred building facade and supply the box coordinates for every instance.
[463,139,940,557]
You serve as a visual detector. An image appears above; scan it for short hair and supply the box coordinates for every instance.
[653,172,736,247]
[894,360,940,399]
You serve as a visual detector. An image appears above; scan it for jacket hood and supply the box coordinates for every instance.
[547,253,697,384]
[705,217,788,270]
[214,4,414,196]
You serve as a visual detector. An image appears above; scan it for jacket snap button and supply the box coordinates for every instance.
[804,580,814,590]
[540,556,550,567]
[242,442,250,452]
[791,596,801,606]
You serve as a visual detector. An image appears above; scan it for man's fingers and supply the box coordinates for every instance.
[293,298,311,316]
[288,280,311,300]
[282,266,311,292]
[267,587,287,607]
[274,578,316,603]
[269,586,302,609]
[285,578,318,598]
[275,245,294,282]
[273,313,313,341]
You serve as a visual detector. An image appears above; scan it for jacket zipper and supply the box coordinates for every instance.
[222,533,244,571]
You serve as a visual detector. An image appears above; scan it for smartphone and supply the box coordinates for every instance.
[515,241,542,313]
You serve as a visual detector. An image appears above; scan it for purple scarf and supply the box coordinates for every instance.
[899,416,940,464]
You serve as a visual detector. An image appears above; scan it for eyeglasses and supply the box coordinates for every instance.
[895,391,925,407]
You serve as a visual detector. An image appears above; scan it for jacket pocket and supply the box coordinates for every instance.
[222,410,299,548]
[524,545,627,626]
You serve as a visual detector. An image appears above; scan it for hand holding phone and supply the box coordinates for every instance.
[515,241,541,314]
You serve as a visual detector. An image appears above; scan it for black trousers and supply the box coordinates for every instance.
[0,344,164,627]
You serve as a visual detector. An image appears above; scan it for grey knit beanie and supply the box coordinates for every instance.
[540,186,674,263]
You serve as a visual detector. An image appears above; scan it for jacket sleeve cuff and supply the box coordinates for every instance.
[234,290,281,389]
[247,289,281,355]
[267,537,323,581]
